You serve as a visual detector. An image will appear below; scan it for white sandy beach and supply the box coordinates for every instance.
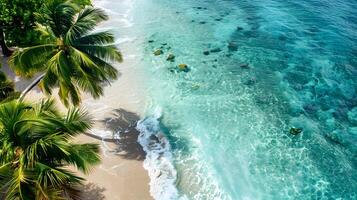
[0,0,155,198]
[1,43,153,199]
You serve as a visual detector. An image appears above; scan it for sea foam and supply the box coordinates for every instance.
[136,108,182,200]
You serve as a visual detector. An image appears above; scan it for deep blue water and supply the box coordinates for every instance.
[124,0,357,199]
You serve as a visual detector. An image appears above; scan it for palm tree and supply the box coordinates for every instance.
[10,0,122,106]
[0,99,100,199]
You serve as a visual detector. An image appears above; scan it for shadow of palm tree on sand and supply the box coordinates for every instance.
[78,183,106,200]
[99,108,146,161]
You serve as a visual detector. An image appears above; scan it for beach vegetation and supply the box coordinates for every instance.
[0,0,92,57]
[0,0,124,199]
[0,99,100,199]
[0,0,46,56]
[9,0,122,106]
[72,0,92,7]
[0,65,19,103]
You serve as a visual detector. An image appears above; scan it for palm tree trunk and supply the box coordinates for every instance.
[0,28,12,57]
[82,132,117,142]
[19,73,45,101]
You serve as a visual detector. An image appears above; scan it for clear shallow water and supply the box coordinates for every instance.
[99,0,357,199]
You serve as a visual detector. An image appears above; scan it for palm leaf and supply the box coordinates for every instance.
[0,100,100,199]
[9,45,55,77]
[74,44,122,62]
[74,31,115,45]
[66,7,108,42]
[64,108,92,134]
[61,144,100,174]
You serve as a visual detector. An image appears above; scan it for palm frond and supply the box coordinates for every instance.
[35,23,57,44]
[74,31,115,45]
[64,108,92,135]
[0,100,99,198]
[89,54,119,80]
[36,162,84,186]
[34,99,60,117]
[40,69,58,95]
[57,80,82,107]
[73,73,103,99]
[9,0,122,106]
[0,163,13,188]
[9,45,55,77]
[66,7,108,42]
[40,0,77,38]
[74,44,122,63]
[61,143,100,174]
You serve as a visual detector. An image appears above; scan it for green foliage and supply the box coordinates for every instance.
[0,66,19,103]
[0,99,100,199]
[0,0,91,47]
[72,0,92,7]
[0,0,45,47]
[10,0,122,106]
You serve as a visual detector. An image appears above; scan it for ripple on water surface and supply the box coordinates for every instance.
[126,0,357,199]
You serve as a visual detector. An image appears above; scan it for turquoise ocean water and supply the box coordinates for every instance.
[98,0,357,199]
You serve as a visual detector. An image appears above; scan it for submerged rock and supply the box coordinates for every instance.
[178,64,189,72]
[203,51,210,55]
[166,54,175,62]
[191,84,200,90]
[154,49,163,56]
[289,127,303,135]
[228,42,238,51]
[210,48,222,53]
[245,77,257,85]
[193,6,207,10]
[237,26,244,31]
[240,63,249,68]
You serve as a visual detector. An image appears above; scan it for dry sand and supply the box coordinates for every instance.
[75,126,152,200]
